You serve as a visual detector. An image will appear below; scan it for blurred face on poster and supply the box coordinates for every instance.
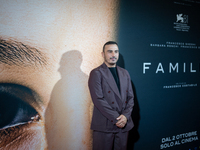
[0,0,119,150]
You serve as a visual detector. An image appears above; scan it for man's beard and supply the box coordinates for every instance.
[105,57,117,66]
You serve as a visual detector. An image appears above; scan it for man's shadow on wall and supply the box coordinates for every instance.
[45,50,92,150]
[117,53,140,150]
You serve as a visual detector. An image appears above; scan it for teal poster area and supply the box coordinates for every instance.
[117,0,200,150]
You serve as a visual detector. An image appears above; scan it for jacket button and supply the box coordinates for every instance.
[125,101,127,103]
[112,102,114,104]
[126,90,128,92]
[111,120,113,122]
[108,91,111,93]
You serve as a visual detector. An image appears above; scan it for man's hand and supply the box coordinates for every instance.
[116,115,127,128]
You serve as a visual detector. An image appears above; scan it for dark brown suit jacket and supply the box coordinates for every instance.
[88,63,134,133]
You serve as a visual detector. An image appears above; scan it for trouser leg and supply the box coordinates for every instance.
[113,130,129,150]
[93,130,114,150]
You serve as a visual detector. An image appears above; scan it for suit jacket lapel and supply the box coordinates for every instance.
[100,63,121,100]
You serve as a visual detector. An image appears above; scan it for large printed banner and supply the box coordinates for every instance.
[118,0,200,150]
[0,0,119,149]
[0,0,199,150]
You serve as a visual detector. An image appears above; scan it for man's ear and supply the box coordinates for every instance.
[101,52,104,58]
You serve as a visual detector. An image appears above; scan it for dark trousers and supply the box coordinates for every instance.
[93,130,129,150]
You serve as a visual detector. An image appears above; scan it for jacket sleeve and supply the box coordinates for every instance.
[88,69,120,124]
[122,71,134,120]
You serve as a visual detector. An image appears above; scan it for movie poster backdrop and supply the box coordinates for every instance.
[0,0,119,149]
[0,0,200,150]
[118,0,200,150]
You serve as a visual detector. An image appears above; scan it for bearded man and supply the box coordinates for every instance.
[88,41,134,150]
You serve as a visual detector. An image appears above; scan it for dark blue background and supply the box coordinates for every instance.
[117,0,200,149]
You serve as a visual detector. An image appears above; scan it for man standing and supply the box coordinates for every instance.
[88,41,134,150]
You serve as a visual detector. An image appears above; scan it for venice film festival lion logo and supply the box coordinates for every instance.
[176,14,188,23]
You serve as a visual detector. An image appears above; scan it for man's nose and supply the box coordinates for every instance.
[111,52,115,56]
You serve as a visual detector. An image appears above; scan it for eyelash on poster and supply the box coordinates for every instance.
[0,83,41,130]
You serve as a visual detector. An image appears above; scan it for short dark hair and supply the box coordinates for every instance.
[103,41,118,52]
